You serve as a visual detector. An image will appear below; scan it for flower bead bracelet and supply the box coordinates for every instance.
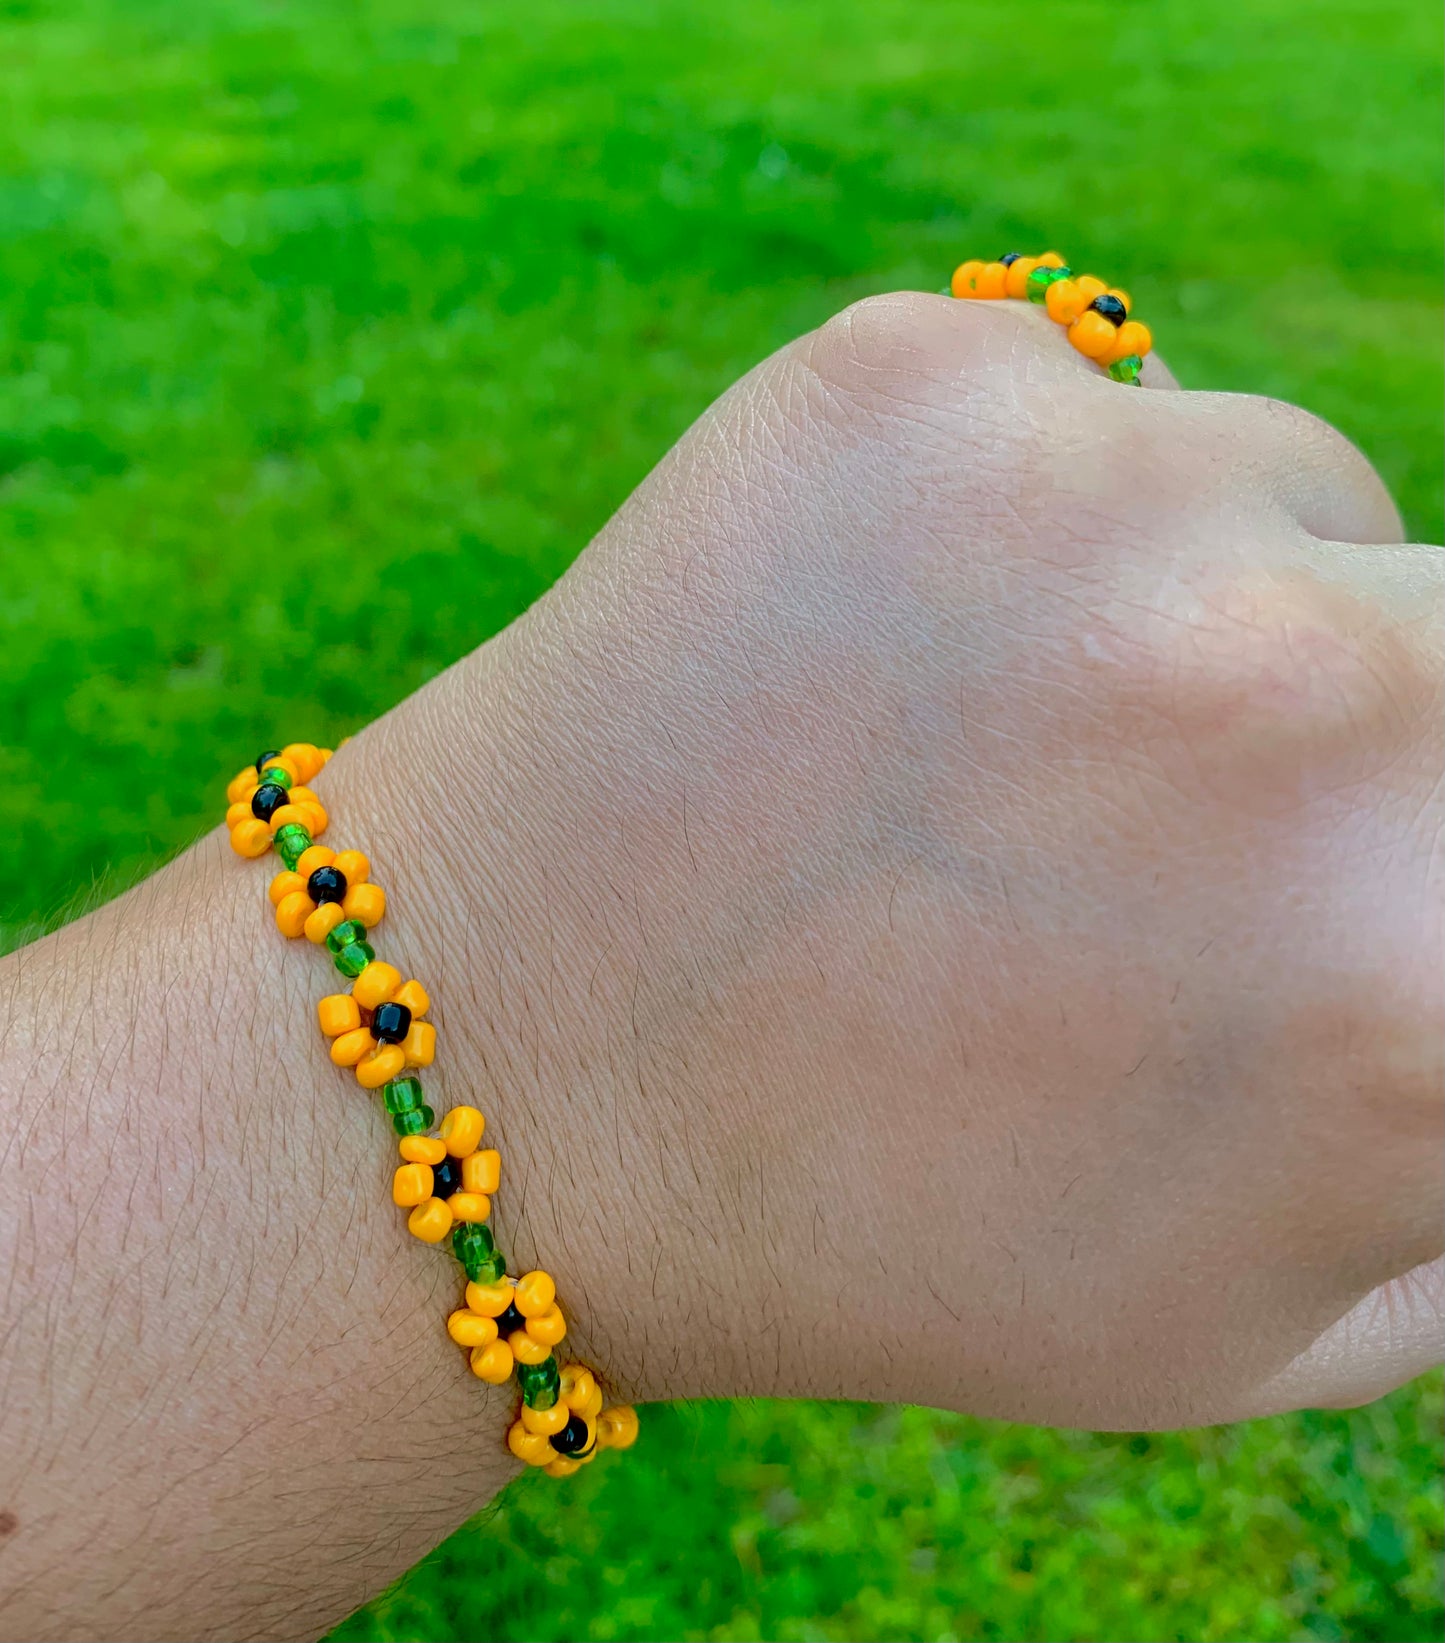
[224,741,638,1477]
[948,250,1154,385]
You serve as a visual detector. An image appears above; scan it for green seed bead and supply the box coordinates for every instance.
[333,940,374,978]
[1108,354,1143,385]
[453,1222,497,1282]
[1025,264,1071,303]
[474,1250,508,1285]
[391,1104,435,1137]
[325,918,367,955]
[519,1356,561,1408]
[259,764,293,789]
[273,823,312,870]
[383,1076,425,1114]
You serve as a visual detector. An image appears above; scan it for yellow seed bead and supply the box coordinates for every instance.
[520,1400,569,1436]
[973,260,1008,299]
[260,755,299,784]
[545,1456,583,1479]
[352,961,402,1011]
[266,802,311,836]
[392,978,430,1018]
[1003,255,1040,299]
[402,1020,436,1068]
[597,1406,639,1450]
[508,1421,555,1465]
[356,1043,407,1089]
[949,259,984,297]
[1073,274,1108,303]
[343,882,386,929]
[1113,318,1152,360]
[295,844,336,878]
[317,993,361,1038]
[448,1191,491,1223]
[330,1026,376,1067]
[560,1364,598,1414]
[525,1305,566,1348]
[230,818,272,857]
[461,1150,500,1195]
[225,799,252,831]
[392,1162,434,1207]
[226,765,258,803]
[440,1106,484,1159]
[1037,250,1066,268]
[1069,309,1117,360]
[280,742,325,782]
[447,1310,499,1348]
[470,1339,514,1384]
[1044,277,1087,326]
[304,902,347,944]
[581,1383,603,1420]
[275,890,313,939]
[407,1197,454,1243]
[332,849,370,886]
[269,870,306,907]
[465,1279,516,1317]
[295,801,328,837]
[399,1135,447,1165]
[509,1330,552,1367]
[514,1270,556,1318]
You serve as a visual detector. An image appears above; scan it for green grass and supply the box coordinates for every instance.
[1,0,1440,1637]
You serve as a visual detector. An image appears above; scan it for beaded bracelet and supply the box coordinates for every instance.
[224,742,638,1478]
[947,250,1153,385]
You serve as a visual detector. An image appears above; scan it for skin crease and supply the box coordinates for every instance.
[0,294,1440,1642]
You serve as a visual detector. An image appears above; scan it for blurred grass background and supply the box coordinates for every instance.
[1,0,1439,1638]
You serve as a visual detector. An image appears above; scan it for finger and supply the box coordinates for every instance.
[1243,1256,1445,1415]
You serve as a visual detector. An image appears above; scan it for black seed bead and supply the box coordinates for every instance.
[1088,293,1128,327]
[307,865,347,905]
[495,1302,526,1338]
[372,1000,412,1044]
[255,749,282,774]
[250,782,289,822]
[999,251,1024,266]
[431,1156,461,1199]
[550,1413,593,1456]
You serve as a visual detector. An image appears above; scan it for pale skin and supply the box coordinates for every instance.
[0,294,1440,1643]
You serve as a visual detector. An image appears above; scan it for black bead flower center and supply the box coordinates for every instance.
[307,865,347,904]
[250,782,289,822]
[550,1412,594,1456]
[372,1000,412,1044]
[1088,293,1128,326]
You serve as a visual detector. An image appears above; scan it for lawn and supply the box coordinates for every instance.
[1,1,1440,1638]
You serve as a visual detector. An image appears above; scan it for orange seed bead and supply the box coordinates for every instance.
[440,1105,484,1159]
[392,1162,434,1206]
[465,1279,516,1317]
[507,1421,554,1465]
[520,1401,570,1437]
[1113,318,1152,359]
[266,802,310,835]
[461,1150,500,1195]
[294,844,335,878]
[407,1197,454,1243]
[1073,274,1107,303]
[1003,255,1040,299]
[973,261,1008,299]
[280,743,324,782]
[399,1134,447,1165]
[293,801,328,837]
[304,902,346,944]
[225,800,252,831]
[391,978,430,1018]
[525,1305,566,1348]
[330,1026,376,1067]
[274,890,313,939]
[447,1310,499,1348]
[560,1364,598,1414]
[402,1020,436,1068]
[448,1191,491,1223]
[1068,310,1117,360]
[343,882,386,928]
[226,766,258,804]
[545,1456,583,1479]
[356,1043,407,1089]
[1037,250,1066,268]
[269,870,306,907]
[950,259,984,297]
[509,1330,553,1367]
[317,993,361,1038]
[597,1406,639,1450]
[469,1339,514,1384]
[1044,278,1087,326]
[230,818,272,858]
[352,961,402,1010]
[332,849,370,886]
[514,1270,557,1318]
